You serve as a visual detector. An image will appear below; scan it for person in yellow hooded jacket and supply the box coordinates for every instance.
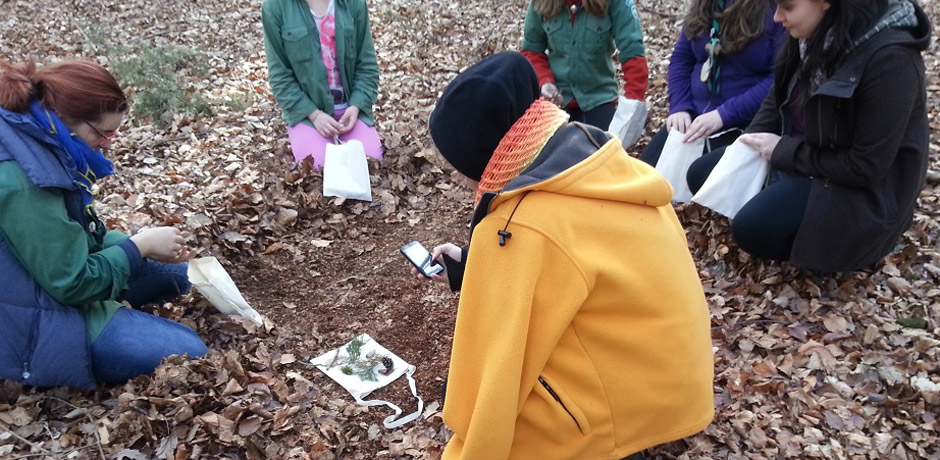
[421,52,714,460]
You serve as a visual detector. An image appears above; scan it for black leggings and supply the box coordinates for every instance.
[566,100,617,130]
[639,125,740,166]
[687,147,812,261]
[686,148,724,193]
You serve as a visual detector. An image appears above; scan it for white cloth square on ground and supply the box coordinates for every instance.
[310,333,423,428]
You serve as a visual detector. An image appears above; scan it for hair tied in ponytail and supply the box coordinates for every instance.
[0,60,38,113]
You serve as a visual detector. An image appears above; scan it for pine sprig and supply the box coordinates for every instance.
[328,336,391,382]
[346,336,365,362]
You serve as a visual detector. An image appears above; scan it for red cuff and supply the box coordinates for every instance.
[621,56,649,101]
[521,49,555,87]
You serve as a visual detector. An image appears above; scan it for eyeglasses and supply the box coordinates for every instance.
[85,121,119,141]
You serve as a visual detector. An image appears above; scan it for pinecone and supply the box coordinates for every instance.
[381,357,394,370]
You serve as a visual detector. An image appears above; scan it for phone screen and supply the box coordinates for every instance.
[401,241,444,277]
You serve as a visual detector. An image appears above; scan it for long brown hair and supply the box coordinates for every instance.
[533,0,610,18]
[683,0,773,54]
[0,60,127,121]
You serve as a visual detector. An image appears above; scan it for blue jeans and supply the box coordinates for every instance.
[91,261,207,383]
[118,260,190,307]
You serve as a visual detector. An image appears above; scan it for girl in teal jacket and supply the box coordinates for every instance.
[262,0,382,169]
[521,0,649,129]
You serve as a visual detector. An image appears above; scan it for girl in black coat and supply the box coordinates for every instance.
[687,0,931,272]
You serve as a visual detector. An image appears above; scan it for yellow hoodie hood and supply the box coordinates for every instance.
[472,123,674,237]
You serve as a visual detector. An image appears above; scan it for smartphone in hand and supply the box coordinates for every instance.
[400,241,444,278]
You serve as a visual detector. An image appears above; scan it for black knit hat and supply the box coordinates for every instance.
[429,52,540,181]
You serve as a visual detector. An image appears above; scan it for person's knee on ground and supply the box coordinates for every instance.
[731,176,810,261]
[582,100,617,130]
[730,206,792,261]
[158,261,191,296]
[119,260,191,307]
[90,307,208,383]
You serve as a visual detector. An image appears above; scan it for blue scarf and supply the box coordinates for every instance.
[28,101,114,211]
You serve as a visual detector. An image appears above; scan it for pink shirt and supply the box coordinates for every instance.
[312,0,347,109]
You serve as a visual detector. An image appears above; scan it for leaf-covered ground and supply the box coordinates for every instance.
[1,0,939,459]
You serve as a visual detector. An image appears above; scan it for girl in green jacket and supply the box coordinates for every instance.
[262,0,382,169]
[521,0,649,130]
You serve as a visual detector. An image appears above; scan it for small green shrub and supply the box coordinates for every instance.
[111,46,214,127]
[83,25,215,127]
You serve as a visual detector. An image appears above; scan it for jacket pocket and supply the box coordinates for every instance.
[536,375,591,435]
[584,16,612,53]
[281,26,314,64]
[543,18,567,53]
[342,28,358,64]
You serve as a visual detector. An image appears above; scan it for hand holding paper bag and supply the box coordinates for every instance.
[737,132,781,161]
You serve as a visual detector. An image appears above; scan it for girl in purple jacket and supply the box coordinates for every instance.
[641,0,786,165]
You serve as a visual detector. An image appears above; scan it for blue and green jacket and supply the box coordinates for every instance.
[0,107,143,388]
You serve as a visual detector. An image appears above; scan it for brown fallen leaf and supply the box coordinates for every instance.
[238,415,264,437]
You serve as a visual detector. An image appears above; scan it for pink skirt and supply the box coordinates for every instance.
[287,107,383,169]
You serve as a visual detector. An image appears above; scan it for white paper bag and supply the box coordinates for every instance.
[607,96,648,149]
[655,129,705,203]
[691,139,770,218]
[187,257,265,326]
[323,139,372,201]
[311,334,423,429]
